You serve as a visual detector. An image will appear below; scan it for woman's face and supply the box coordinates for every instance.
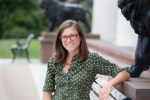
[60,26,81,54]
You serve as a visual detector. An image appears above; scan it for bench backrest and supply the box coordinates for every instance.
[24,34,34,49]
[90,74,131,100]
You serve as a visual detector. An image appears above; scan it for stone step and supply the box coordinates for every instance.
[87,39,150,77]
[141,69,150,79]
[87,39,135,65]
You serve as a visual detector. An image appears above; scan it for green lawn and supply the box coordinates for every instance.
[0,39,40,58]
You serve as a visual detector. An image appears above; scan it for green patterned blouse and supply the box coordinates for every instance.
[43,52,122,100]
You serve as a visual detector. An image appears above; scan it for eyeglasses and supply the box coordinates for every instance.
[60,34,79,41]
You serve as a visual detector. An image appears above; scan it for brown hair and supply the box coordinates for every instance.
[53,19,89,64]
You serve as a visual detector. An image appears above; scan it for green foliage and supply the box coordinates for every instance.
[0,0,47,39]
[3,27,29,38]
[86,7,93,25]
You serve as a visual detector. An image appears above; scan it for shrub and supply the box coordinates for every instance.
[3,27,30,39]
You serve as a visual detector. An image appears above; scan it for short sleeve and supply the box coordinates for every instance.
[43,57,56,92]
[93,53,122,77]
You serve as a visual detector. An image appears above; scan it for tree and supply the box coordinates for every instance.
[0,0,47,38]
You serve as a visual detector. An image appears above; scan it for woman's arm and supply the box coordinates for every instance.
[42,91,52,100]
[99,70,130,100]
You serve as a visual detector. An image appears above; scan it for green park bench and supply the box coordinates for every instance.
[11,33,34,62]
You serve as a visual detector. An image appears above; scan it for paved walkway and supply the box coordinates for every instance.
[0,59,47,100]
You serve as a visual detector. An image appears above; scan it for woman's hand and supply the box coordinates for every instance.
[99,81,113,100]
[99,70,130,100]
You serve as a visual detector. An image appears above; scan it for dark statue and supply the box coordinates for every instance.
[118,0,150,77]
[40,0,91,32]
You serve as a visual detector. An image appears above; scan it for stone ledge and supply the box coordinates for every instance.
[87,39,135,65]
[87,39,150,77]
[41,32,100,39]
[123,78,150,100]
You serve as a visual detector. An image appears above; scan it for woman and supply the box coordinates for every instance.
[42,20,130,100]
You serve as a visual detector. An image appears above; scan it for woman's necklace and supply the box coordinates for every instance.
[63,55,73,73]
[63,63,70,73]
[63,60,71,73]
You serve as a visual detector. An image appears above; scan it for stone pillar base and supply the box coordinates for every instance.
[123,77,150,100]
[38,32,56,63]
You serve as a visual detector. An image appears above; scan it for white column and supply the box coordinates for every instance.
[92,0,118,43]
[116,9,138,48]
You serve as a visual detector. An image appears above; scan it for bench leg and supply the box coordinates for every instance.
[25,49,30,63]
[11,48,17,63]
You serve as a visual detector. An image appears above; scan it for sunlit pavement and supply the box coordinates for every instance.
[0,59,47,100]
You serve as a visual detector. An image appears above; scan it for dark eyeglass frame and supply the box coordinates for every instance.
[60,34,79,42]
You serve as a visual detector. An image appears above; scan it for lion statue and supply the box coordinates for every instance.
[40,0,91,32]
[118,0,150,77]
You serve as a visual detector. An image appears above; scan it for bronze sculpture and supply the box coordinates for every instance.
[118,0,150,77]
[40,0,91,32]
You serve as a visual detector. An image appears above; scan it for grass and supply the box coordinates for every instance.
[0,39,40,58]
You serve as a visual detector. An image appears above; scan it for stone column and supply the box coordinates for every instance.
[116,9,138,48]
[92,0,118,43]
[38,32,56,63]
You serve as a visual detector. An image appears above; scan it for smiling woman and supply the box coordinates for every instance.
[42,20,130,100]
[60,26,81,54]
